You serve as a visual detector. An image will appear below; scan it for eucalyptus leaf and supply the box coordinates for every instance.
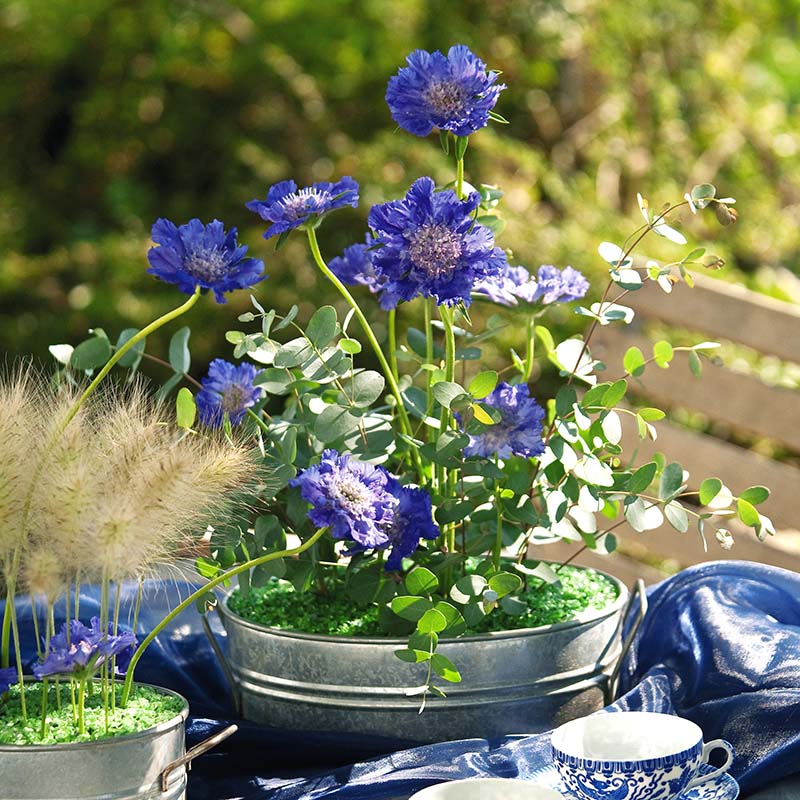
[406,567,439,596]
[169,326,191,374]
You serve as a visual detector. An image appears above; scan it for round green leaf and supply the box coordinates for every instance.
[623,346,645,377]
[737,498,760,527]
[487,572,522,599]
[348,370,385,408]
[431,653,462,682]
[406,567,439,596]
[394,648,431,663]
[306,305,338,349]
[175,387,196,429]
[169,326,191,374]
[391,596,433,622]
[468,370,498,399]
[417,608,447,634]
[70,335,112,371]
[699,478,723,506]
[739,486,769,506]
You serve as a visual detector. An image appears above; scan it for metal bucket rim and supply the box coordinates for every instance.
[219,563,628,645]
[0,682,189,753]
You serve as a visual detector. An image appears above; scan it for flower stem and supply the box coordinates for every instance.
[524,315,535,383]
[456,155,465,200]
[305,228,423,476]
[61,286,202,430]
[493,477,503,571]
[424,298,435,421]
[388,309,399,394]
[438,305,458,580]
[78,676,87,735]
[120,526,327,706]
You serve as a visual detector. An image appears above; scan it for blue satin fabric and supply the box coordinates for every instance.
[5,560,800,799]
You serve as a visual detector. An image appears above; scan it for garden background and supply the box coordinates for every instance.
[2,0,799,390]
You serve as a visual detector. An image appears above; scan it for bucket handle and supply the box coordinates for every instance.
[200,606,242,716]
[605,578,647,702]
[160,723,238,792]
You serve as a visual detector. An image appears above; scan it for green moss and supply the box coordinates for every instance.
[0,683,184,746]
[228,565,619,637]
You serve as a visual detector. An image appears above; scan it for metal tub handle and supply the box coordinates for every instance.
[605,578,648,702]
[160,724,238,793]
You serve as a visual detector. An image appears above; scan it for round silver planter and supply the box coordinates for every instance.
[217,569,640,742]
[0,683,189,800]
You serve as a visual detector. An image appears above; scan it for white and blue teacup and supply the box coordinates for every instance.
[551,712,734,800]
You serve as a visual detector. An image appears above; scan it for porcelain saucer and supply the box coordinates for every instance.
[528,762,739,800]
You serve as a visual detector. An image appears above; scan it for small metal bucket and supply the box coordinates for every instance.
[214,571,646,743]
[0,683,237,800]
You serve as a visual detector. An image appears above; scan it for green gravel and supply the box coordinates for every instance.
[0,683,184,746]
[228,565,619,637]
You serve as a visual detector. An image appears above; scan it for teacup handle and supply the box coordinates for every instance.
[685,739,735,790]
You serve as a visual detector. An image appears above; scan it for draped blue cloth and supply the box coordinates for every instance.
[6,560,800,799]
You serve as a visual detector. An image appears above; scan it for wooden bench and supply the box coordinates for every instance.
[545,272,800,586]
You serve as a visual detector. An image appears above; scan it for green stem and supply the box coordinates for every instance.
[61,286,202,430]
[78,676,87,735]
[387,309,399,393]
[438,306,458,580]
[120,526,327,706]
[306,228,423,476]
[493,478,503,571]
[30,594,42,660]
[8,600,26,719]
[456,155,465,200]
[524,315,535,383]
[40,677,48,739]
[424,298,435,422]
[0,601,9,669]
[246,408,271,437]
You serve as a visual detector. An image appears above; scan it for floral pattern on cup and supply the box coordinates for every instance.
[551,712,734,800]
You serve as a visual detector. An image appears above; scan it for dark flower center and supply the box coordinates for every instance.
[423,80,468,118]
[279,188,330,220]
[187,248,231,282]
[408,224,463,279]
[221,385,247,413]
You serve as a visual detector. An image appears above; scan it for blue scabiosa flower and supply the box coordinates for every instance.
[464,382,546,459]
[246,177,359,240]
[382,482,440,571]
[196,359,264,428]
[0,667,17,695]
[386,46,506,137]
[329,234,386,295]
[368,177,506,308]
[473,264,535,306]
[474,264,589,307]
[534,265,590,304]
[147,219,265,304]
[34,618,137,679]
[291,449,397,548]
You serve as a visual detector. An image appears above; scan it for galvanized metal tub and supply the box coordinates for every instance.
[0,683,189,800]
[217,569,641,742]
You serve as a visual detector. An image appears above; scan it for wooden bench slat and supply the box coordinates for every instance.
[593,327,800,453]
[617,412,800,529]
[624,272,800,365]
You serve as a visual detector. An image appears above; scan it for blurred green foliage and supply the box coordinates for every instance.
[2,0,800,376]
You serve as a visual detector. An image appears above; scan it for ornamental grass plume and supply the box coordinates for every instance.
[0,366,47,568]
[23,378,256,588]
[0,365,258,734]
